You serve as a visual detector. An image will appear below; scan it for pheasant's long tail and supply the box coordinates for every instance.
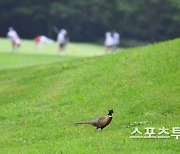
[76,121,93,125]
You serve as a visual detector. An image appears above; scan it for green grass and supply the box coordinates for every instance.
[0,52,72,70]
[0,38,105,69]
[0,38,179,153]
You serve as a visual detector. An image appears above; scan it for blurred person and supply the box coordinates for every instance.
[7,27,21,52]
[57,29,69,55]
[112,31,120,50]
[104,32,114,53]
[34,35,54,50]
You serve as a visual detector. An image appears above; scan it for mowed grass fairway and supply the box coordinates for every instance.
[0,38,104,69]
[0,38,179,153]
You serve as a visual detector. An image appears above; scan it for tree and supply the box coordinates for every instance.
[0,0,179,44]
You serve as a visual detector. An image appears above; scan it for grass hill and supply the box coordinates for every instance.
[0,39,179,153]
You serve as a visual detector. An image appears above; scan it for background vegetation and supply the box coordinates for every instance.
[0,0,180,45]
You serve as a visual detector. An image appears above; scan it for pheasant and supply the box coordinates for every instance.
[76,109,114,130]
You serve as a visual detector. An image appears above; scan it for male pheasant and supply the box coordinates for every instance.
[76,109,114,130]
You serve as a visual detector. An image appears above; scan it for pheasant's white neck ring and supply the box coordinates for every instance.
[108,115,112,118]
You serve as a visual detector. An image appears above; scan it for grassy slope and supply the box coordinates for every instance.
[0,39,179,153]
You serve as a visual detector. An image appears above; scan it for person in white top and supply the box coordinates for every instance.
[104,32,114,53]
[7,27,21,51]
[112,31,120,50]
[57,29,69,55]
[34,35,54,50]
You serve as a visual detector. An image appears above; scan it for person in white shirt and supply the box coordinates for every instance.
[57,29,69,55]
[7,27,21,52]
[104,32,114,53]
[112,31,120,50]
